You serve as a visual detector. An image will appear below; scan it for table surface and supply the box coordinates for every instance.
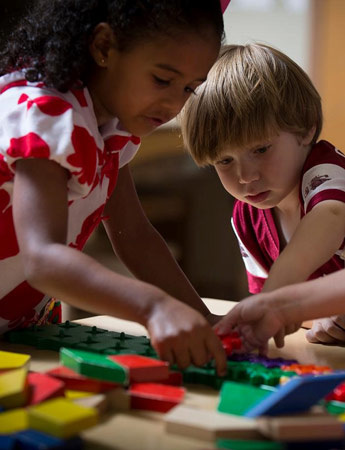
[1,298,345,450]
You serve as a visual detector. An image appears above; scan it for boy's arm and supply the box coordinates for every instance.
[13,158,226,374]
[263,199,345,345]
[263,199,345,291]
[215,268,345,351]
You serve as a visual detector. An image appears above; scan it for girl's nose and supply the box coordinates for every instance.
[161,91,189,117]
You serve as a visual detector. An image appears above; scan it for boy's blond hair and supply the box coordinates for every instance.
[181,43,322,166]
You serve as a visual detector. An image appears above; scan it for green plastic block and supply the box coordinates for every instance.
[218,381,272,416]
[217,438,284,449]
[324,400,345,415]
[60,347,128,384]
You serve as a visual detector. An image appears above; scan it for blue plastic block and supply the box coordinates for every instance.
[245,371,345,417]
[0,435,16,450]
[14,429,84,449]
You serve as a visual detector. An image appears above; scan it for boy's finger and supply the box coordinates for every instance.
[273,330,285,348]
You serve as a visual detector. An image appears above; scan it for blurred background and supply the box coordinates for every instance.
[1,0,345,318]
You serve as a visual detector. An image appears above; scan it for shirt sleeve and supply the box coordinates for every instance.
[302,141,345,213]
[0,88,99,200]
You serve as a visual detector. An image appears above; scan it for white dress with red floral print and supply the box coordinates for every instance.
[0,71,141,333]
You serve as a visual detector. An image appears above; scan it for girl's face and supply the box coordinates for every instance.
[214,131,313,212]
[88,28,220,136]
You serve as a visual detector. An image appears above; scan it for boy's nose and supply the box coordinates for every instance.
[238,163,259,184]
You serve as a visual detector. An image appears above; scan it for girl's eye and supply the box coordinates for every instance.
[153,75,170,86]
[185,86,197,95]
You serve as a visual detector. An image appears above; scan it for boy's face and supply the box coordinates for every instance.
[87,31,220,136]
[214,131,312,211]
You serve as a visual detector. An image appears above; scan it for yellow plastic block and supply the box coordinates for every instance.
[0,367,28,409]
[28,397,98,438]
[0,350,30,370]
[0,408,28,434]
[65,390,94,399]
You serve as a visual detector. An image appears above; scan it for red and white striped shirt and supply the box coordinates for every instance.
[232,140,345,293]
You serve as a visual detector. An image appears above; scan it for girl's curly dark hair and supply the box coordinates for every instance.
[0,0,224,92]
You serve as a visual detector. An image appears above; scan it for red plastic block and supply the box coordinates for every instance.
[159,371,183,386]
[108,354,169,383]
[218,332,242,356]
[129,382,185,413]
[27,372,65,405]
[46,366,119,393]
[326,382,345,402]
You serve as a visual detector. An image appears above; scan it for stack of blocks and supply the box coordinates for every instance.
[3,322,345,449]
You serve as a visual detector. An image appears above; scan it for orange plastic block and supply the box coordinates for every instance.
[129,382,185,413]
[108,354,170,383]
[0,367,29,409]
[28,397,98,439]
[27,372,65,405]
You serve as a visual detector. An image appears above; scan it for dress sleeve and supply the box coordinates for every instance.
[0,89,100,200]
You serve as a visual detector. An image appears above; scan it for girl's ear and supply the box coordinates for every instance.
[301,125,317,146]
[89,23,117,67]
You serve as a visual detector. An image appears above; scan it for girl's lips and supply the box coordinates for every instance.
[245,191,270,203]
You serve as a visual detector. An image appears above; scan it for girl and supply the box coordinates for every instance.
[0,0,227,375]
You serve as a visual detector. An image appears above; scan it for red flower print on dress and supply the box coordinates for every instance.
[7,133,50,159]
[0,281,44,328]
[0,190,19,259]
[70,205,105,250]
[71,88,88,107]
[101,152,119,199]
[105,135,140,152]
[18,94,72,116]
[0,154,13,185]
[0,79,28,95]
[67,126,98,186]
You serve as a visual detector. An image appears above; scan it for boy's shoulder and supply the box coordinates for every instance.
[304,140,345,172]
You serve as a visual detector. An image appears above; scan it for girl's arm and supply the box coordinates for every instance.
[13,158,226,374]
[103,164,212,318]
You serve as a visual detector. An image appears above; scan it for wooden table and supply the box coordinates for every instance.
[1,298,345,450]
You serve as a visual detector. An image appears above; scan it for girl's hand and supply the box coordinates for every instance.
[306,316,345,345]
[146,297,227,376]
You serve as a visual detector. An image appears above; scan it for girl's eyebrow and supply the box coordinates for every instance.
[155,63,206,82]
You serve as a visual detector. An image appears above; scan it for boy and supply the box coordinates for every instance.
[181,43,345,348]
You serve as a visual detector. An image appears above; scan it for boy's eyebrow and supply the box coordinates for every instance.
[155,63,207,82]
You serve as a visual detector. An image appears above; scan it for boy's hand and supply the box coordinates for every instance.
[146,297,227,376]
[306,316,345,344]
[214,294,288,353]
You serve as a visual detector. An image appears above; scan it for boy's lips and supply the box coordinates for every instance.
[245,191,270,203]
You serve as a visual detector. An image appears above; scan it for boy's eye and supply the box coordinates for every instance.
[254,145,271,154]
[217,157,233,166]
[153,75,170,86]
